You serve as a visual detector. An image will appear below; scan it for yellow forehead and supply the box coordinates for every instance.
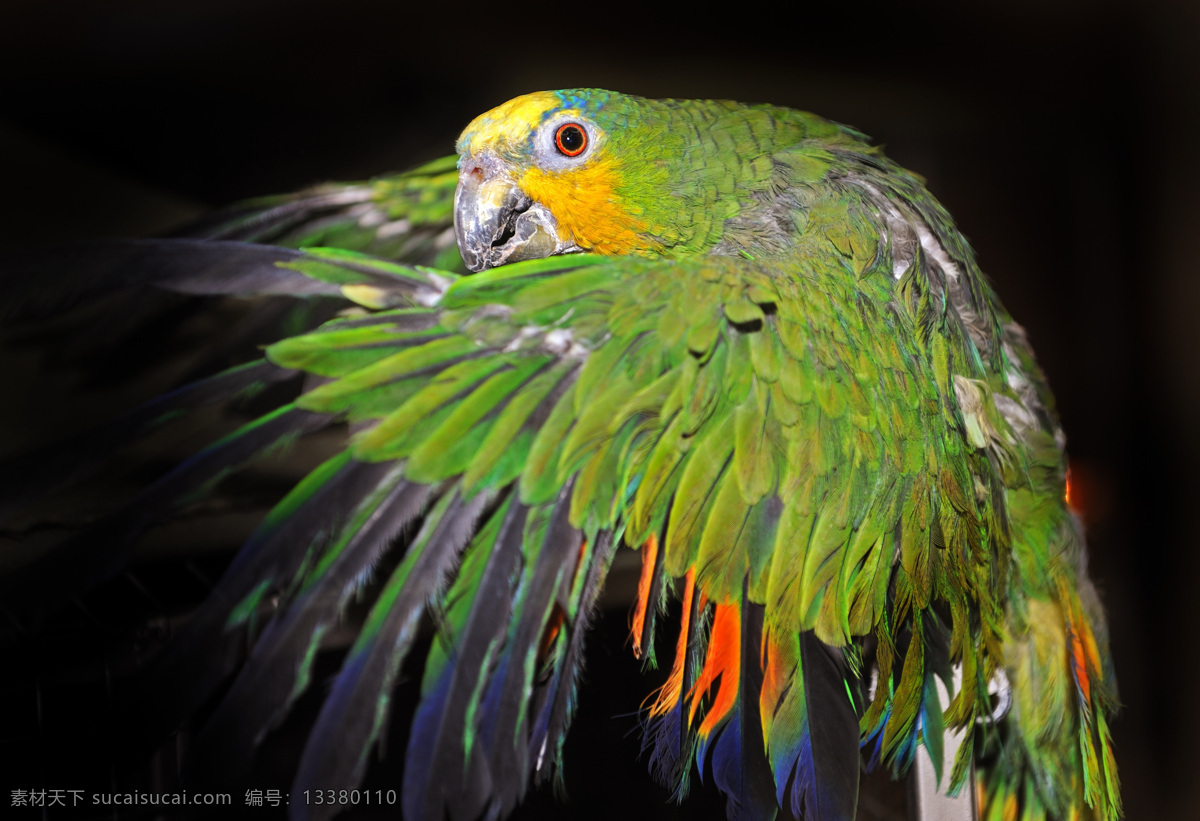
[458,91,579,156]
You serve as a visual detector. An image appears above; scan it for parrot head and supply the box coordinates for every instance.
[454,89,663,271]
[453,89,817,271]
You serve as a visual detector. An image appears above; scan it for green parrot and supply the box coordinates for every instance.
[0,89,1120,821]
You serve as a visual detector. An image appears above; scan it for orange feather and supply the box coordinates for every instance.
[631,535,658,659]
[1069,626,1092,705]
[690,600,742,738]
[648,569,696,718]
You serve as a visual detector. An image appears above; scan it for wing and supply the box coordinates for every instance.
[3,132,1122,819]
[2,198,1024,821]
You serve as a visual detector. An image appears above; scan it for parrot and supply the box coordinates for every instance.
[0,88,1121,821]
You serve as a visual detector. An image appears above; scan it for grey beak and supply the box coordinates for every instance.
[453,154,580,272]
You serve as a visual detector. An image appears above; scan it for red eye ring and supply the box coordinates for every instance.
[554,123,588,157]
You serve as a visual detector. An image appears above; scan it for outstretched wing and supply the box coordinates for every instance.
[1,190,1026,821]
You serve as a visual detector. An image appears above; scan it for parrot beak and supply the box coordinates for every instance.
[454,154,579,272]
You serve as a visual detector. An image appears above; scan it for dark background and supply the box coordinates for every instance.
[1,1,1197,818]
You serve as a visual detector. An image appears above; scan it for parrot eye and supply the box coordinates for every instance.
[554,123,588,157]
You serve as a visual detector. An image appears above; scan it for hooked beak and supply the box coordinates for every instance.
[454,154,580,272]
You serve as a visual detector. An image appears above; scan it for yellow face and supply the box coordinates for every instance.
[455,92,659,265]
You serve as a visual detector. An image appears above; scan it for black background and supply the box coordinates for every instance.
[1,1,1197,818]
